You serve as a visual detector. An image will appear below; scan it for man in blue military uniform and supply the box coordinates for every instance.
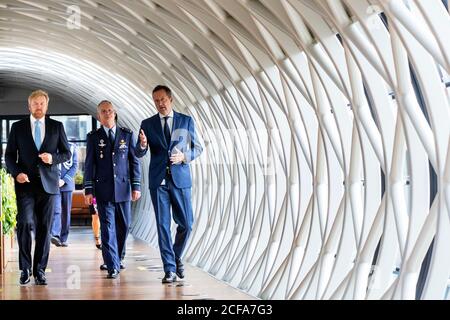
[84,100,141,279]
[51,141,78,247]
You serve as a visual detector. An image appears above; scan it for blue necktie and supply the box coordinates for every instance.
[109,128,115,145]
[34,120,41,150]
[163,116,171,146]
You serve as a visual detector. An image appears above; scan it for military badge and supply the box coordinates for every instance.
[119,139,127,149]
[98,139,106,148]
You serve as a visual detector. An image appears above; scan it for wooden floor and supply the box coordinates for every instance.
[0,227,254,300]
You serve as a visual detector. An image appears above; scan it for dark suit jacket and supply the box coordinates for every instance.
[5,116,71,195]
[136,111,203,189]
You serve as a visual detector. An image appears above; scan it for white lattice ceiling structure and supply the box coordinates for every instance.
[1,0,450,299]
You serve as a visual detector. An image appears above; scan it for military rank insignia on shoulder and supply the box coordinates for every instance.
[121,127,132,134]
[87,130,95,136]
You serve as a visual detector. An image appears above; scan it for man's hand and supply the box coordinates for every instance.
[85,194,93,205]
[139,129,147,149]
[132,190,141,201]
[16,173,30,184]
[170,147,185,164]
[39,153,53,164]
[59,179,65,187]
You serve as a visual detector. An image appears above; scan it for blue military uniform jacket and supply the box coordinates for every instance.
[60,142,78,192]
[84,126,141,202]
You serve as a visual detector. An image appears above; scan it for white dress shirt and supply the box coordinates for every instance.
[30,114,45,145]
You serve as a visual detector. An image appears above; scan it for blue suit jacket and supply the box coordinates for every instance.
[84,126,141,203]
[60,142,78,192]
[5,116,71,195]
[136,111,203,189]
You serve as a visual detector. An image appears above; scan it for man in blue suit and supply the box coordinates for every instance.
[5,90,71,285]
[84,100,141,279]
[51,142,78,247]
[137,85,203,283]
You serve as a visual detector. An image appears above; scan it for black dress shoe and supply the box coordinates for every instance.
[176,259,185,279]
[19,269,31,285]
[100,263,124,270]
[162,271,176,283]
[107,269,119,279]
[34,271,47,285]
[51,236,62,247]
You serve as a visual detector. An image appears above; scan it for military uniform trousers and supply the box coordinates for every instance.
[97,200,131,271]
[51,191,72,243]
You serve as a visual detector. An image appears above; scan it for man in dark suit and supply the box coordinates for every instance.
[51,142,78,247]
[84,100,141,279]
[5,90,71,285]
[137,85,203,283]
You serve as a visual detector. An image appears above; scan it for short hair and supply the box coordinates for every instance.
[97,100,117,121]
[28,90,49,104]
[97,100,113,111]
[152,85,172,98]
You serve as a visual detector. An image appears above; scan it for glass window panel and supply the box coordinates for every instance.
[51,115,92,142]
